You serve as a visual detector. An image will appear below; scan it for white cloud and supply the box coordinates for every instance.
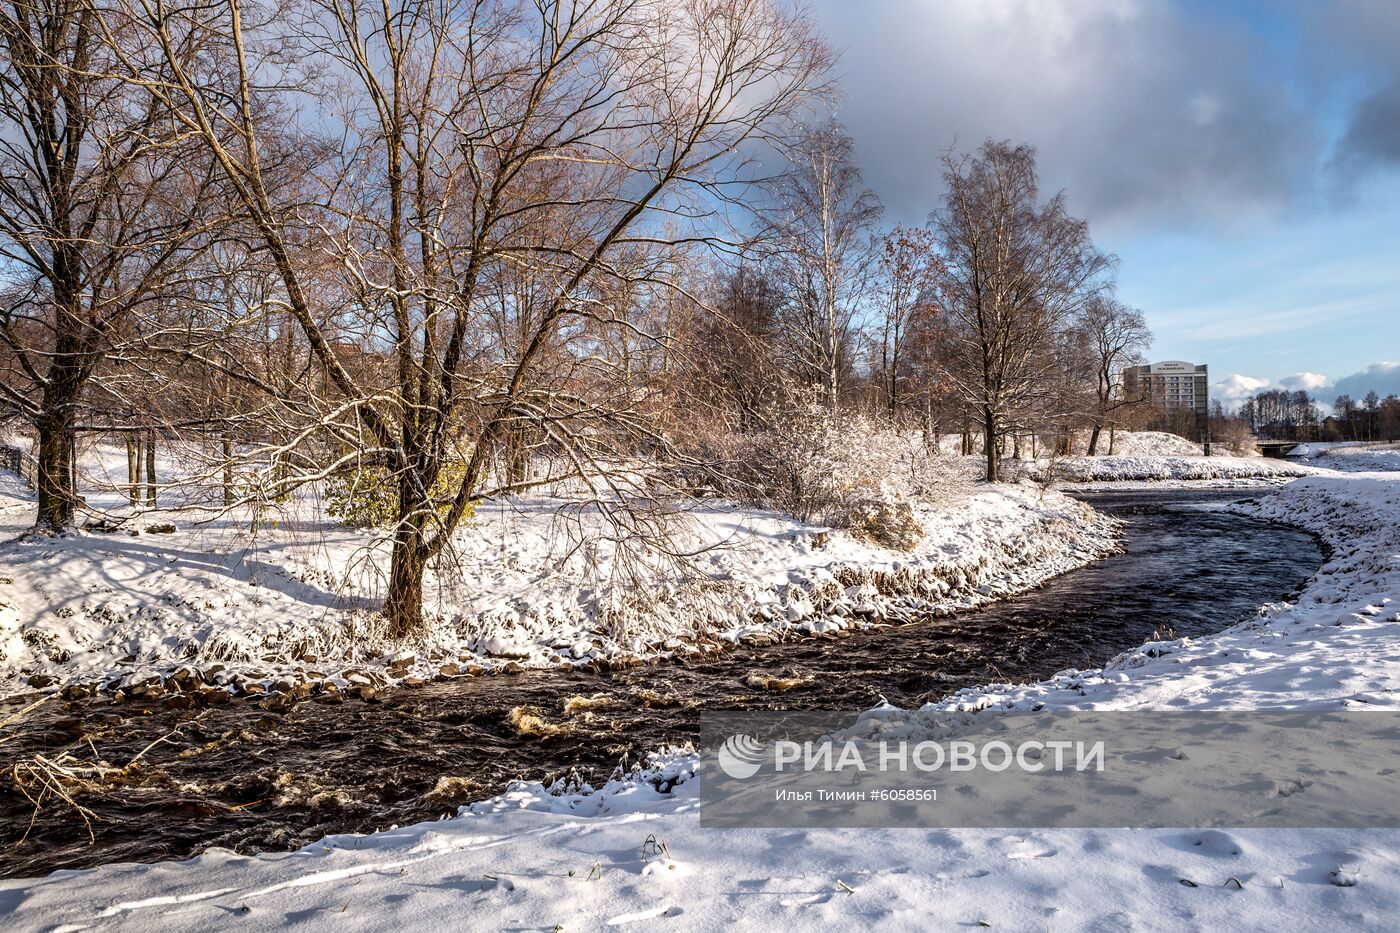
[1213,362,1400,410]
[1213,373,1273,408]
[1279,372,1330,391]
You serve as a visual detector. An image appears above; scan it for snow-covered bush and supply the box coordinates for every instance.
[701,402,967,548]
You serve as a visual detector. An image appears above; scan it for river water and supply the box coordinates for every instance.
[0,488,1324,878]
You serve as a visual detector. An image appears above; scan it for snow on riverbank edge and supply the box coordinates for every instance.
[923,472,1397,715]
[4,474,1394,931]
[1024,453,1322,484]
[0,483,1118,704]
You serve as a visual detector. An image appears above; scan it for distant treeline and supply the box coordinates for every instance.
[1240,388,1400,442]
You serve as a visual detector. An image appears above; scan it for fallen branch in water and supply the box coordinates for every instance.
[7,719,199,846]
[0,696,51,740]
[10,752,108,844]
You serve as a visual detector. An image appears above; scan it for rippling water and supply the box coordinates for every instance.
[0,488,1323,878]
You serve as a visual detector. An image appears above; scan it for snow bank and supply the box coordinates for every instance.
[1100,430,1204,457]
[917,473,1398,714]
[1027,454,1320,484]
[1292,444,1400,474]
[0,471,1116,700]
[3,473,1397,931]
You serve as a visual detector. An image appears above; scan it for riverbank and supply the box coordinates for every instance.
[0,477,1117,704]
[1025,453,1321,483]
[4,473,1390,930]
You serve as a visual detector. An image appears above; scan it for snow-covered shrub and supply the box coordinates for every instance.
[700,401,967,547]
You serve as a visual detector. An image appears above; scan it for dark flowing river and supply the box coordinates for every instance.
[0,487,1325,878]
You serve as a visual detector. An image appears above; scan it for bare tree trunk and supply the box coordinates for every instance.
[503,425,529,486]
[144,436,157,507]
[1108,423,1117,455]
[984,408,1000,483]
[126,436,139,505]
[68,431,78,505]
[384,506,429,637]
[33,376,81,532]
[1087,422,1102,456]
[222,434,234,507]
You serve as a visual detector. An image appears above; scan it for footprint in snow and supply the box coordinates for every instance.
[1330,867,1360,887]
[1003,835,1059,860]
[1185,829,1245,858]
[606,905,684,925]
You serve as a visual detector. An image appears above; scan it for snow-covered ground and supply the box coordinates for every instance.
[1291,443,1400,474]
[2,472,1397,930]
[1028,453,1320,484]
[1098,430,1207,457]
[0,444,1117,701]
[932,429,1209,458]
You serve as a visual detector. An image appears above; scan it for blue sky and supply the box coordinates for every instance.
[812,0,1400,409]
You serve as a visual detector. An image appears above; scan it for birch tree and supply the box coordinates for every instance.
[932,140,1111,482]
[772,119,881,409]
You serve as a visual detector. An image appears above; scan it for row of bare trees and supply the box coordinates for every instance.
[1,0,1153,635]
[1238,388,1400,443]
[678,134,1153,481]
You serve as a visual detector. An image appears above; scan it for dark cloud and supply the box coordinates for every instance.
[1319,1,1400,178]
[814,0,1320,230]
[1336,83,1400,169]
[1327,80,1400,175]
[1329,362,1400,402]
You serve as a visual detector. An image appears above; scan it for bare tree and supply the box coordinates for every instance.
[932,140,1111,482]
[117,0,830,635]
[771,118,882,409]
[1035,318,1093,456]
[872,225,942,420]
[0,0,217,531]
[685,264,784,433]
[1080,295,1151,455]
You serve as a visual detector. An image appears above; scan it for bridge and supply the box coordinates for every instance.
[1256,440,1302,458]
